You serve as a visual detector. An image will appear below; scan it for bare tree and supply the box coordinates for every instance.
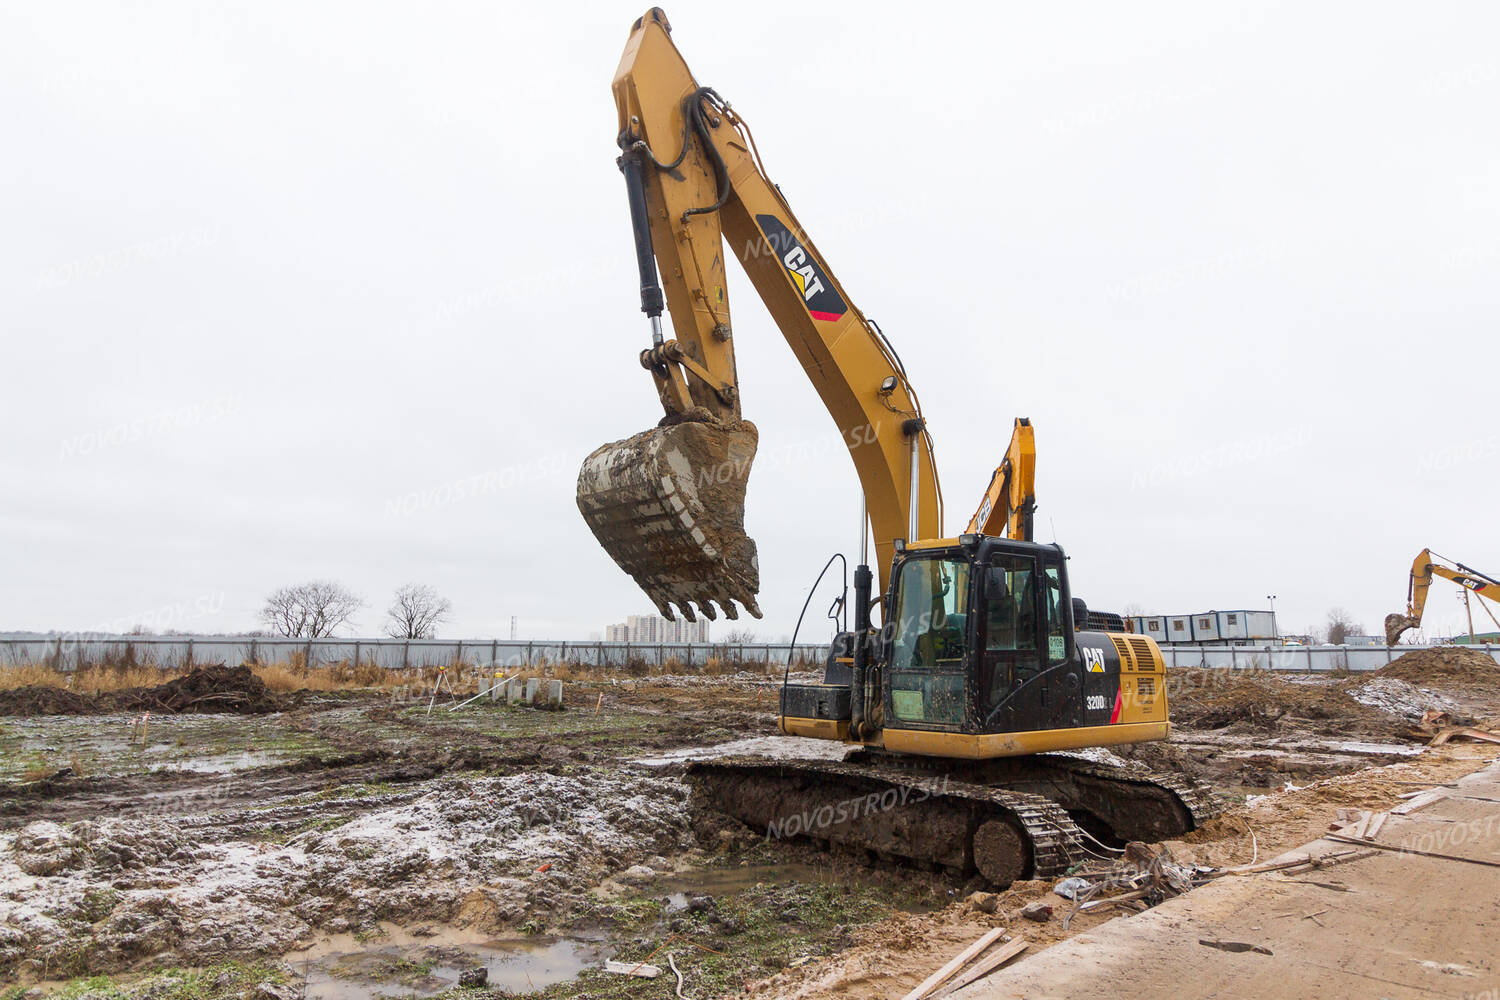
[259,581,363,638]
[1323,608,1365,645]
[385,583,453,639]
[721,628,758,644]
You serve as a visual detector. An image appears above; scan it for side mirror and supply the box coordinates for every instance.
[984,566,1009,601]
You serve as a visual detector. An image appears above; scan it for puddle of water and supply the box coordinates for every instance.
[633,735,850,767]
[286,924,606,999]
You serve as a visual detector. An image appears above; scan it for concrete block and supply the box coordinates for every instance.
[546,680,564,708]
[524,678,541,704]
[506,679,525,704]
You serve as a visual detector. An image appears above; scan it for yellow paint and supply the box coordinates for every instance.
[880,721,1170,759]
[779,716,850,741]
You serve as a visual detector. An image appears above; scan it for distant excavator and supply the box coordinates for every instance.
[575,8,1219,886]
[1385,549,1500,644]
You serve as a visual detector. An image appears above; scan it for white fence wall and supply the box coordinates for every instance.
[3,636,1494,674]
[0,636,829,671]
[1159,644,1500,672]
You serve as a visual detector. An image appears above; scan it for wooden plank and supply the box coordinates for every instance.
[604,960,661,978]
[1346,811,1372,839]
[901,927,1008,1000]
[1455,727,1500,746]
[930,938,1030,999]
[1364,811,1389,840]
[1392,790,1446,815]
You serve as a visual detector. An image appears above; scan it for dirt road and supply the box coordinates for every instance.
[954,757,1500,999]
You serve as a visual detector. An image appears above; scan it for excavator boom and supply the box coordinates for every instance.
[578,8,940,622]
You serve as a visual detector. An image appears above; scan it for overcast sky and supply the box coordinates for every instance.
[2,1,1496,645]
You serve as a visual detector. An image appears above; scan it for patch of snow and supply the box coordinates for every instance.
[1348,677,1465,723]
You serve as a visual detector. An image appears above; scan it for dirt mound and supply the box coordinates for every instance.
[1169,668,1402,737]
[0,686,95,716]
[1377,645,1500,691]
[0,664,281,717]
[138,663,279,713]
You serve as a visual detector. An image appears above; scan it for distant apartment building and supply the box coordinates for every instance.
[604,614,710,644]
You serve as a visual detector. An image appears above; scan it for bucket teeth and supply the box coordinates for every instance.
[577,418,762,622]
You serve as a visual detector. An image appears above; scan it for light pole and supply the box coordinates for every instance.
[1266,595,1278,639]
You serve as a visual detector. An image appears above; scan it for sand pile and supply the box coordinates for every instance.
[1376,645,1500,692]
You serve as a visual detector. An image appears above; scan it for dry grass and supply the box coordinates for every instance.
[0,652,808,696]
[20,757,57,783]
[0,660,408,694]
[251,659,403,692]
[0,663,177,693]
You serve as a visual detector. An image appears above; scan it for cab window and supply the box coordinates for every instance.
[887,556,969,727]
[1044,564,1067,663]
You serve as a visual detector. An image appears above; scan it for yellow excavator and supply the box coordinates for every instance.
[1385,549,1500,644]
[577,9,1218,886]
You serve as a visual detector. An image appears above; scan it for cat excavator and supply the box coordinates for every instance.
[1385,549,1500,644]
[577,9,1219,886]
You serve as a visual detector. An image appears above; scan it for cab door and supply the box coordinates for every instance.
[977,550,1084,733]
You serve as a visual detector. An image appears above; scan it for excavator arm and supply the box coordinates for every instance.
[1385,548,1500,643]
[579,8,944,622]
[966,418,1036,541]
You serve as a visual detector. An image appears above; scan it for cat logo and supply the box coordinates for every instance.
[754,214,847,322]
[782,246,826,301]
[1080,646,1106,673]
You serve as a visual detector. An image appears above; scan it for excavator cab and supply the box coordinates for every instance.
[782,536,1169,758]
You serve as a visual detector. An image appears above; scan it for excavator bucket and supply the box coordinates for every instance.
[1384,613,1419,645]
[577,419,762,622]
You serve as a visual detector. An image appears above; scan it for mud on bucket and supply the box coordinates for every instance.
[576,418,762,623]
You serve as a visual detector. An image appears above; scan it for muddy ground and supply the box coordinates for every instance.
[3,648,1499,999]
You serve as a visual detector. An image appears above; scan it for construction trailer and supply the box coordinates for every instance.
[1131,610,1278,646]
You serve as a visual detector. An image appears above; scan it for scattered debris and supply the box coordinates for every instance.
[1199,938,1273,956]
[606,959,663,979]
[1429,725,1500,747]
[667,951,691,999]
[901,926,1007,1000]
[930,937,1029,999]
[1019,901,1054,922]
[1053,877,1090,900]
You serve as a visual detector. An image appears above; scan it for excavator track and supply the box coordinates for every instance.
[846,750,1225,843]
[686,756,1089,886]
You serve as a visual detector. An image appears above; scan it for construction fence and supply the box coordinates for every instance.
[0,635,830,672]
[1160,643,1500,672]
[2,636,1495,674]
